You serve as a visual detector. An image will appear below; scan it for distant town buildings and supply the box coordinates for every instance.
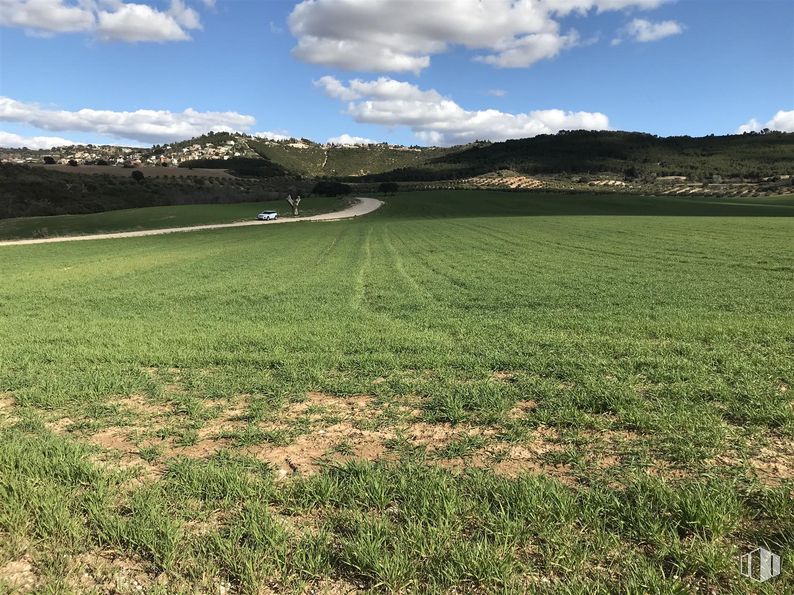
[0,134,257,167]
[0,132,420,168]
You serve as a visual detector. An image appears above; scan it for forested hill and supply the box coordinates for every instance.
[354,131,794,182]
[3,130,792,183]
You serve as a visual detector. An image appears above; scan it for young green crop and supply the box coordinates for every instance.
[0,191,791,593]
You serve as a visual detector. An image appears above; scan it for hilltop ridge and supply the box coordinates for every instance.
[0,131,459,177]
[3,130,792,183]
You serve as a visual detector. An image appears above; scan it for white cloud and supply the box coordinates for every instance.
[254,130,291,141]
[326,134,377,145]
[0,0,206,42]
[317,76,610,145]
[613,18,683,44]
[289,0,671,72]
[314,75,360,101]
[0,130,77,149]
[0,0,94,33]
[487,89,508,97]
[168,0,201,30]
[476,30,580,68]
[97,3,188,42]
[0,97,257,144]
[737,110,794,134]
[552,0,665,13]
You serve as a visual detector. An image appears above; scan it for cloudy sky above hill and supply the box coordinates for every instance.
[0,0,791,148]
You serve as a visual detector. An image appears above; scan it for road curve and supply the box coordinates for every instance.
[0,197,384,247]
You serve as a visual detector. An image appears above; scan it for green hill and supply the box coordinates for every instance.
[3,130,793,219]
[0,163,312,219]
[248,138,454,177]
[359,131,794,182]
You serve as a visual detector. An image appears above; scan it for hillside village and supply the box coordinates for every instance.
[0,136,258,167]
[0,132,418,168]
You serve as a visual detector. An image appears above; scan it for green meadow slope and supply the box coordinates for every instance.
[0,197,348,240]
[247,138,454,177]
[0,191,792,593]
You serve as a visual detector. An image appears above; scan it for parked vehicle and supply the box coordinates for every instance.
[256,210,278,221]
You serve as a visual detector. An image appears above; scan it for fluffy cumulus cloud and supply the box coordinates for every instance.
[737,110,794,134]
[0,0,206,42]
[0,0,94,32]
[254,130,291,141]
[0,96,257,144]
[326,134,377,145]
[289,0,670,72]
[316,76,609,145]
[612,17,683,44]
[0,130,77,149]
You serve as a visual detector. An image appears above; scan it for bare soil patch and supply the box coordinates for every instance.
[507,399,538,418]
[90,428,138,453]
[259,579,361,595]
[0,559,37,592]
[249,421,393,477]
[115,393,172,417]
[0,393,18,428]
[433,427,576,483]
[40,391,653,485]
[69,551,165,595]
[747,443,794,485]
[287,391,374,418]
[491,370,518,383]
[403,422,496,448]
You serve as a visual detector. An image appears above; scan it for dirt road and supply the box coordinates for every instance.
[0,197,384,247]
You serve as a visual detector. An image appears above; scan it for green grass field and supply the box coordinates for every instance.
[1,191,792,593]
[0,197,349,240]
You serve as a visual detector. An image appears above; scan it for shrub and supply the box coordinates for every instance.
[312,181,352,196]
[131,170,145,182]
[378,182,399,194]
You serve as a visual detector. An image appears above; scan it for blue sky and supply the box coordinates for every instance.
[0,0,792,148]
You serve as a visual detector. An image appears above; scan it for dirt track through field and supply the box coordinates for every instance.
[0,197,384,247]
